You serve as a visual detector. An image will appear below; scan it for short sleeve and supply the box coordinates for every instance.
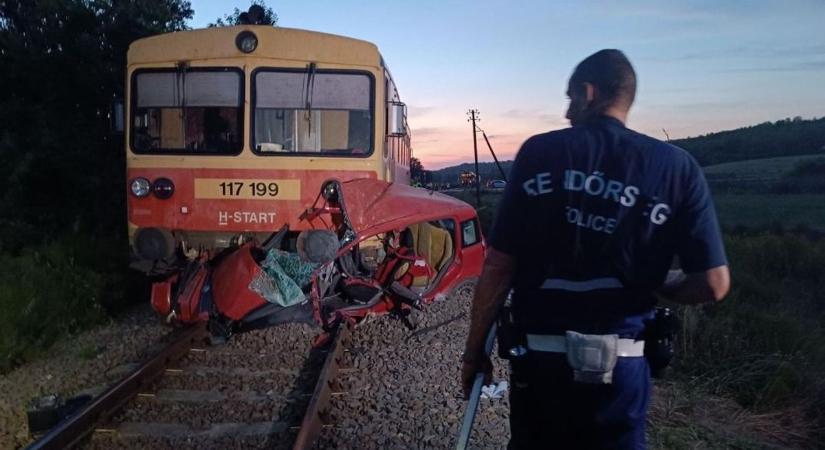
[487,142,534,255]
[675,156,727,272]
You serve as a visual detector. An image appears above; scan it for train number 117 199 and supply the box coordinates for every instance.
[219,181,279,197]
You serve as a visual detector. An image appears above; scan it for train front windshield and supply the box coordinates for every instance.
[131,68,243,154]
[253,70,373,156]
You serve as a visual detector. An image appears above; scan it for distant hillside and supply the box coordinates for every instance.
[704,154,825,193]
[430,161,513,184]
[429,116,825,182]
[704,154,822,181]
[672,117,825,166]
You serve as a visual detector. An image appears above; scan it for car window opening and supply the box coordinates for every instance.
[325,219,456,312]
[461,219,480,247]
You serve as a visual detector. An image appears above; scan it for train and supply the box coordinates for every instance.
[118,18,485,334]
[124,23,412,275]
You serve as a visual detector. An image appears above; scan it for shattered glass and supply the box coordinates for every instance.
[249,250,319,307]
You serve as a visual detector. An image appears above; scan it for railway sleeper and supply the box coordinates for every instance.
[96,421,290,439]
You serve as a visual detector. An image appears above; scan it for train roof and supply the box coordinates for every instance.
[128,26,382,67]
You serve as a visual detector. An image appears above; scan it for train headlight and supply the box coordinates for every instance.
[236,31,258,54]
[152,177,175,199]
[130,177,151,198]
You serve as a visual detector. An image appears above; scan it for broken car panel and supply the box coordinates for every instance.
[150,179,485,338]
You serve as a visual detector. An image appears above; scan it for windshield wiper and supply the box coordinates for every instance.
[176,61,190,147]
[304,62,317,135]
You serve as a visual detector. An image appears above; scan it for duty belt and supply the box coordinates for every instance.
[526,334,645,357]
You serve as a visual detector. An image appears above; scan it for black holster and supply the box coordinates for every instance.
[643,307,679,378]
[497,298,527,361]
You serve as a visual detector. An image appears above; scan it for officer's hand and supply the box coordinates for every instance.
[461,354,493,400]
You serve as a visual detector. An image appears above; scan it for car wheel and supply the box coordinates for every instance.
[450,278,477,302]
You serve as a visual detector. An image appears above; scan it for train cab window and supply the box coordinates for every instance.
[254,70,373,156]
[131,69,243,154]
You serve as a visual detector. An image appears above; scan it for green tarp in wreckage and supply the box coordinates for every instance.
[250,249,318,307]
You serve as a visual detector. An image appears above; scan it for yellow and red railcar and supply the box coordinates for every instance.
[125,26,412,272]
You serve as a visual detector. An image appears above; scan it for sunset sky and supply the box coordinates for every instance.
[190,1,825,169]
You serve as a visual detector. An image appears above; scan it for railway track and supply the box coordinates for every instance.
[25,321,352,450]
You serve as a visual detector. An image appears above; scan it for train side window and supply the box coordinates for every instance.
[461,219,480,247]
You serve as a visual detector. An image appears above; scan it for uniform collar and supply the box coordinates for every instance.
[585,115,626,129]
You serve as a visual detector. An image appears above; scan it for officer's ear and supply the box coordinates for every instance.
[583,82,597,104]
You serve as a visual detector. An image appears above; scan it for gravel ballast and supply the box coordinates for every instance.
[1,285,512,450]
[2,285,796,449]
[87,322,319,450]
[318,283,511,449]
[0,304,169,449]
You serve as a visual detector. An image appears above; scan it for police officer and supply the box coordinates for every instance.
[461,49,730,449]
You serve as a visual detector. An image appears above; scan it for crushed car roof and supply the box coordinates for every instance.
[338,179,476,235]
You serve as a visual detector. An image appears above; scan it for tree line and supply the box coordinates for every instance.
[429,116,825,184]
[0,0,194,252]
[0,0,273,371]
[672,116,825,166]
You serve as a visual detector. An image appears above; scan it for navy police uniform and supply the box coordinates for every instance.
[489,116,726,449]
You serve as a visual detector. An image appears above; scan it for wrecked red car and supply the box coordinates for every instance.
[151,178,485,336]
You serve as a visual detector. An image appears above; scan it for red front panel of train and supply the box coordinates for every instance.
[128,168,376,231]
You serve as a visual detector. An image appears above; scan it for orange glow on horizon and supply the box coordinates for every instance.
[411,130,527,170]
[408,108,569,170]
[409,112,758,170]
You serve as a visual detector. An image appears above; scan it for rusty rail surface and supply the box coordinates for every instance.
[24,323,208,450]
[292,323,351,450]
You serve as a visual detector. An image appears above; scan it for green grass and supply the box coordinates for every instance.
[714,194,825,231]
[702,154,825,194]
[703,154,824,181]
[0,235,140,373]
[447,188,825,232]
[75,342,100,360]
[648,422,778,450]
[671,233,825,444]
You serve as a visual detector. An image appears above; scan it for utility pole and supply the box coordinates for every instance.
[468,109,481,207]
[480,128,507,182]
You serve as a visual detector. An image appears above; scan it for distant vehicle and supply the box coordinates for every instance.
[151,179,486,335]
[459,171,478,186]
[487,179,506,189]
[124,24,413,277]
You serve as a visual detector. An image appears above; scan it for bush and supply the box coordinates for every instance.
[0,235,139,372]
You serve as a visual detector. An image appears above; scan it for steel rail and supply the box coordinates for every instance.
[455,322,497,450]
[292,323,351,450]
[24,323,208,450]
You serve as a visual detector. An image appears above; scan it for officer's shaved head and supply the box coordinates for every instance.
[566,50,636,125]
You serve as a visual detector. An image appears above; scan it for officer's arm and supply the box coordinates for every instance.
[666,153,729,305]
[657,265,729,305]
[463,248,515,361]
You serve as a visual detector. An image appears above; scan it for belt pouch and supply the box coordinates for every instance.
[565,331,619,384]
